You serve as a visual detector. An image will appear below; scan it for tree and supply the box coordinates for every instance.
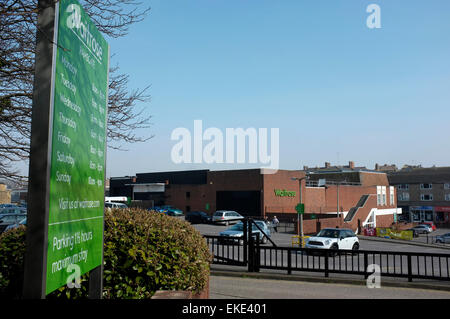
[0,0,152,183]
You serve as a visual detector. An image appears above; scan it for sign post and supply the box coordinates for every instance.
[295,202,305,245]
[24,0,109,298]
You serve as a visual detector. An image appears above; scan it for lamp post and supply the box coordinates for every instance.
[292,176,308,243]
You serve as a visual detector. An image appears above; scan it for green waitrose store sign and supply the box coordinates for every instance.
[46,0,109,295]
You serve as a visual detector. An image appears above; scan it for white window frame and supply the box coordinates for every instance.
[420,183,432,190]
[377,186,382,205]
[398,192,410,201]
[445,194,450,201]
[390,186,395,205]
[445,183,450,190]
[398,184,409,190]
[420,194,433,201]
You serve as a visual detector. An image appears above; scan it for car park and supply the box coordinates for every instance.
[218,220,271,244]
[0,213,27,233]
[185,211,211,224]
[212,210,244,225]
[435,233,450,244]
[305,228,359,252]
[410,224,432,234]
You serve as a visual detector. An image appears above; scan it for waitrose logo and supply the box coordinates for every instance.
[274,189,296,197]
[66,3,104,62]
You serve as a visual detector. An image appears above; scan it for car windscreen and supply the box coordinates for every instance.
[214,212,224,216]
[316,229,340,238]
[230,223,244,231]
[254,222,266,229]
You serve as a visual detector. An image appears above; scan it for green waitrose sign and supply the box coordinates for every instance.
[46,0,109,295]
[274,189,296,197]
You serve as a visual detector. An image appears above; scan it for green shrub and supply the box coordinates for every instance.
[0,225,26,299]
[0,209,212,299]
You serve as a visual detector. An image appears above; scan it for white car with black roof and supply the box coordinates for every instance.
[305,228,360,253]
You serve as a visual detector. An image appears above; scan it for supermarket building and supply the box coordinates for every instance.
[110,162,401,233]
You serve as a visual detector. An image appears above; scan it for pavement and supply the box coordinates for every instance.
[209,274,450,299]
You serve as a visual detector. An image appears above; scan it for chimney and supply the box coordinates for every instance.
[375,163,379,171]
[325,162,331,168]
[349,161,355,169]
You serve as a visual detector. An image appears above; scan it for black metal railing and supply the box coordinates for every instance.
[205,234,450,282]
[256,247,450,281]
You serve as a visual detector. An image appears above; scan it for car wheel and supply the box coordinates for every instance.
[330,244,339,257]
[352,243,359,254]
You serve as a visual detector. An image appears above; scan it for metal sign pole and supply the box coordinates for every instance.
[23,0,58,299]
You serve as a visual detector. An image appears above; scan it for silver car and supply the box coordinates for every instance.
[411,224,432,234]
[218,221,271,244]
[435,233,450,244]
[212,210,244,226]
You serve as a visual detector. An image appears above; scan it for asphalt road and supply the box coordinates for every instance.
[193,222,450,254]
[210,275,450,299]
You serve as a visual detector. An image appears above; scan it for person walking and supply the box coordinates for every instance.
[272,216,280,233]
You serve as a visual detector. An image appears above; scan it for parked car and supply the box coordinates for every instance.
[0,206,26,215]
[410,224,432,234]
[420,221,436,232]
[435,233,450,244]
[305,228,360,253]
[151,206,168,213]
[166,208,184,216]
[105,202,128,210]
[4,216,26,232]
[185,211,211,224]
[218,220,271,244]
[0,204,17,208]
[0,213,27,233]
[212,210,244,225]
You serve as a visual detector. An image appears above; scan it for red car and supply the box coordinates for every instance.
[420,221,436,232]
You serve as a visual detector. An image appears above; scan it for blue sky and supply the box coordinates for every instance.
[102,0,450,177]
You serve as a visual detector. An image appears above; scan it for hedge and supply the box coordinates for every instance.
[0,208,212,299]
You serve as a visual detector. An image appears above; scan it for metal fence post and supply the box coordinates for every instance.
[255,233,260,273]
[324,250,329,278]
[243,218,248,266]
[364,252,369,280]
[248,235,254,272]
[287,248,292,275]
[407,254,413,282]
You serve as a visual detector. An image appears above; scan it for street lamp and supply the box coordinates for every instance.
[291,176,308,243]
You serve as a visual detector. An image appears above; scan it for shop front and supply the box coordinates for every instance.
[410,206,434,222]
[435,206,450,226]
